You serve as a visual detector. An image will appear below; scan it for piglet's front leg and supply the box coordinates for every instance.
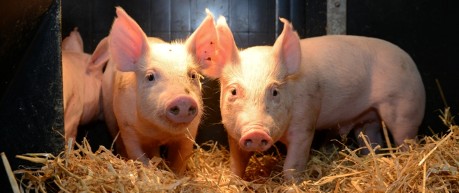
[228,136,253,178]
[282,125,315,182]
[167,137,195,175]
[120,127,150,165]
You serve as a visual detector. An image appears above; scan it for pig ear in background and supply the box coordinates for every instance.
[185,9,219,78]
[109,6,149,72]
[272,18,301,75]
[62,27,84,53]
[88,37,110,73]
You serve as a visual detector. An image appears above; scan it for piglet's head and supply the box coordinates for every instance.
[205,17,301,148]
[108,7,218,133]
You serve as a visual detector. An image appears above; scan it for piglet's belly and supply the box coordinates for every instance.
[316,108,381,136]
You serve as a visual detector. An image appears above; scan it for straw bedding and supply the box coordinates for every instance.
[8,108,459,192]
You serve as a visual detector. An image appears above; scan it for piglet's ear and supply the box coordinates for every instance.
[109,6,149,72]
[272,18,301,75]
[212,16,240,78]
[62,27,84,53]
[185,9,219,77]
[88,37,109,74]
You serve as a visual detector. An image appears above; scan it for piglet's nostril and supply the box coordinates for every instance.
[261,139,268,146]
[189,106,197,115]
[244,139,253,147]
[169,106,180,115]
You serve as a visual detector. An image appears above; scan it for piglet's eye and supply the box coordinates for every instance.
[227,84,240,102]
[272,89,279,97]
[146,73,155,81]
[231,88,237,96]
[269,85,281,104]
[189,71,199,80]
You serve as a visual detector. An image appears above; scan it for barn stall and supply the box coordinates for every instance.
[0,0,457,192]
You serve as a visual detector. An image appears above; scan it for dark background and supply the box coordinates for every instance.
[0,0,457,192]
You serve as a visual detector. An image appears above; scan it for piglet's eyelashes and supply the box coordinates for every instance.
[188,70,201,81]
[188,70,203,87]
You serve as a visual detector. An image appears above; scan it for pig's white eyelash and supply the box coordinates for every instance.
[197,73,204,80]
[170,40,184,45]
[186,67,204,79]
[273,79,287,86]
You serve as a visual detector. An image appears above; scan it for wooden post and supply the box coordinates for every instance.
[327,0,346,34]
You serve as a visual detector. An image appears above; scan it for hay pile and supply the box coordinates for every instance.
[9,110,459,192]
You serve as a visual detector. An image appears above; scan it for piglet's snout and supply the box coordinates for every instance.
[239,129,273,152]
[166,95,198,124]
